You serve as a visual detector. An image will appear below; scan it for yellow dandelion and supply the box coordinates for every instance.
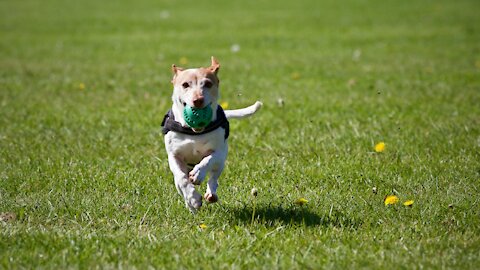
[220,101,229,109]
[403,200,414,207]
[294,198,308,206]
[475,60,480,69]
[291,72,301,80]
[384,195,399,206]
[78,83,85,90]
[199,223,207,229]
[374,142,386,153]
[179,57,188,65]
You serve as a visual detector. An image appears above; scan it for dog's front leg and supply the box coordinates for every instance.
[188,149,225,185]
[204,165,224,203]
[189,148,227,203]
[167,154,202,212]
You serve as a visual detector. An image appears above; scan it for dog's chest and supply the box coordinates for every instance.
[165,128,226,163]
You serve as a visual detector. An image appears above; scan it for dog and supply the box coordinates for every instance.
[162,57,262,212]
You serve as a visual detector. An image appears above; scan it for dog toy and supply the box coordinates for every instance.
[183,105,213,129]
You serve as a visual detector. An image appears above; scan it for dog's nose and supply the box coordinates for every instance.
[193,97,204,108]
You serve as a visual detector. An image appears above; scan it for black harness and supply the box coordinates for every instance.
[161,105,229,139]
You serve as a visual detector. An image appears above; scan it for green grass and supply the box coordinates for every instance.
[1,0,480,268]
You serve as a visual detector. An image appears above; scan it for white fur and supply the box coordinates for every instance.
[164,59,262,212]
[224,101,263,119]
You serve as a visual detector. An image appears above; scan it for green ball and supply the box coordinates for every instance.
[183,105,213,129]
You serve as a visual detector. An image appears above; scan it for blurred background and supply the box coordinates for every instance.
[3,0,477,100]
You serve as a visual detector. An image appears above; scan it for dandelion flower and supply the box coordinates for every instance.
[78,83,85,90]
[375,142,386,153]
[199,223,207,229]
[384,195,399,206]
[291,72,300,80]
[220,101,229,109]
[403,200,414,207]
[251,188,258,224]
[179,57,188,65]
[295,198,308,206]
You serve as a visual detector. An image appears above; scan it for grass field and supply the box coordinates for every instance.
[1,0,480,268]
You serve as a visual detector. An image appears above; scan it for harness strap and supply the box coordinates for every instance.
[161,105,229,139]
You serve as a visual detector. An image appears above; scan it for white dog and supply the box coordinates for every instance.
[162,57,262,212]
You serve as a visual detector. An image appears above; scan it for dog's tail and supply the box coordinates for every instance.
[224,101,262,119]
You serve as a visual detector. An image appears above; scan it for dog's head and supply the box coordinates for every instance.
[171,57,220,113]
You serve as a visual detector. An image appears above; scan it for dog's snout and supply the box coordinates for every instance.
[193,97,205,108]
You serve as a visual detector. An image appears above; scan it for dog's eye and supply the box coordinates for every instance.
[182,82,190,89]
[204,81,213,88]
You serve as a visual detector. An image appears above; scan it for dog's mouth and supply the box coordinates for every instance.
[178,98,212,132]
[192,127,205,133]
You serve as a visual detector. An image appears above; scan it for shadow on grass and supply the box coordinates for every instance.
[224,204,362,228]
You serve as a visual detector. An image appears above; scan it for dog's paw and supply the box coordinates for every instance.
[186,192,203,212]
[204,193,218,203]
[189,166,207,185]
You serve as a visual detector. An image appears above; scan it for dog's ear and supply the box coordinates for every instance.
[171,64,184,83]
[172,64,184,74]
[208,56,220,75]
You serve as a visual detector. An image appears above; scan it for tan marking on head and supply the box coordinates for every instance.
[171,57,220,84]
[170,58,221,108]
[173,68,219,87]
